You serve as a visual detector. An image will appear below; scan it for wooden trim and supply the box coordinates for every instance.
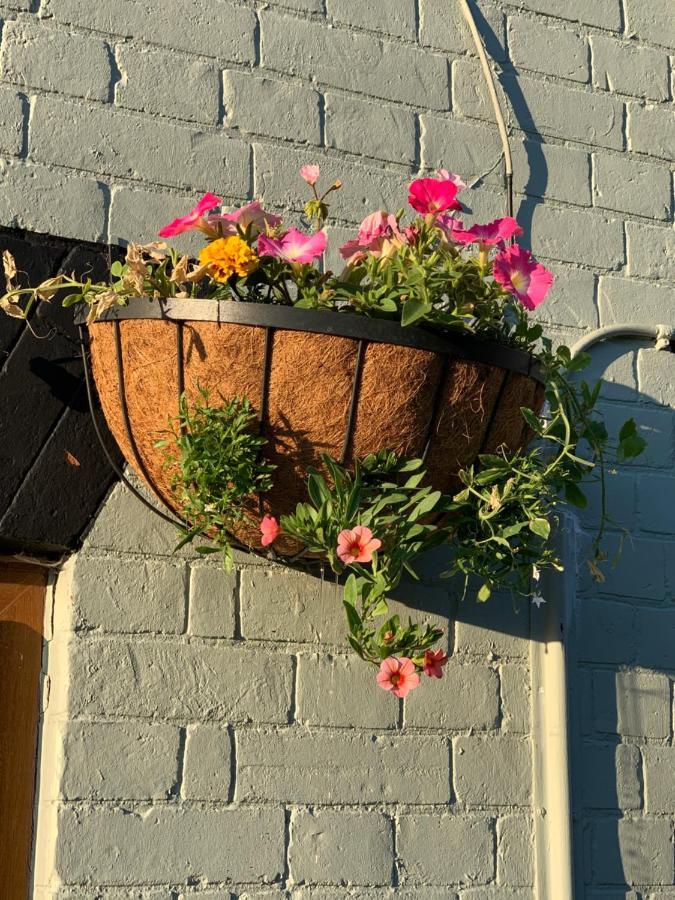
[0,561,47,899]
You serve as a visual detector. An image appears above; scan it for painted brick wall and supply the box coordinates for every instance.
[0,0,671,896]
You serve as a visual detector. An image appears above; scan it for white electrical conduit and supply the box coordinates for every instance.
[455,4,675,898]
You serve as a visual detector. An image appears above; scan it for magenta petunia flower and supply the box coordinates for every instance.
[336,525,381,565]
[300,164,321,186]
[376,657,420,698]
[492,244,554,310]
[423,648,449,679]
[158,192,221,237]
[451,216,523,247]
[209,201,282,236]
[408,177,461,215]
[258,228,327,264]
[260,515,279,547]
[339,210,404,261]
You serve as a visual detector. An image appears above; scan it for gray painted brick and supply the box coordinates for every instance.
[69,638,293,723]
[635,606,675,669]
[72,553,188,634]
[453,60,624,150]
[597,531,669,597]
[501,0,622,30]
[593,153,671,220]
[327,0,416,40]
[60,722,180,800]
[182,724,232,800]
[236,729,451,804]
[644,748,675,814]
[325,92,416,166]
[290,809,394,886]
[580,742,641,810]
[638,348,675,408]
[628,102,675,160]
[297,653,399,729]
[255,142,407,224]
[398,815,494,885]
[55,805,284,885]
[500,665,530,734]
[224,71,321,144]
[260,10,450,110]
[454,736,531,806]
[593,670,671,738]
[188,564,237,638]
[593,818,674,885]
[263,0,322,10]
[625,0,675,49]
[421,115,592,207]
[404,660,500,730]
[459,891,531,900]
[577,600,636,665]
[530,264,596,330]
[116,44,220,125]
[591,35,670,101]
[508,17,589,83]
[30,94,250,195]
[627,222,675,280]
[109,185,208,256]
[43,0,257,61]
[599,276,675,325]
[0,83,24,156]
[583,471,636,533]
[497,815,533,886]
[637,473,675,534]
[529,204,624,269]
[0,160,106,242]
[454,593,530,658]
[1,20,111,101]
[602,403,673,470]
[420,0,506,61]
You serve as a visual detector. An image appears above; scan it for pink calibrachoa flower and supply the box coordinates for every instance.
[376,657,420,698]
[158,192,221,237]
[260,515,280,547]
[408,177,462,215]
[300,164,321,186]
[493,244,554,310]
[451,216,523,247]
[339,211,405,261]
[258,228,327,264]
[336,525,382,565]
[423,648,449,679]
[209,201,282,237]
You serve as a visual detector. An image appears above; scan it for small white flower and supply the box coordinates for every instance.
[532,565,541,583]
[531,593,546,609]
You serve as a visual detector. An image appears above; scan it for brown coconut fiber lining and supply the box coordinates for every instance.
[89,319,544,555]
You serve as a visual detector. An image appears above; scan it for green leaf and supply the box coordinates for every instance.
[529,517,551,540]
[343,599,362,633]
[564,482,587,508]
[477,582,491,603]
[400,297,430,326]
[344,573,358,607]
[520,407,543,433]
[371,597,389,618]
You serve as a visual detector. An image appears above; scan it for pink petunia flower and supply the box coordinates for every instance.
[408,177,461,215]
[435,168,467,190]
[423,648,449,679]
[376,657,420,698]
[158,192,221,237]
[450,216,523,247]
[339,211,405,261]
[258,228,327,264]
[260,515,280,547]
[336,525,382,565]
[208,201,282,237]
[300,164,321,186]
[492,244,554,310]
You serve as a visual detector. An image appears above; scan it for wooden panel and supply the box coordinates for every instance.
[0,562,46,899]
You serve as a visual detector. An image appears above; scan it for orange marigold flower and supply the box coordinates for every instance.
[199,236,258,283]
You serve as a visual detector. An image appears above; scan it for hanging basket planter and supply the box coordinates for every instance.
[87,297,545,554]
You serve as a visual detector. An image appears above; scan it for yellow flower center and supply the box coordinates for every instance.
[199,236,258,283]
[510,269,530,294]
